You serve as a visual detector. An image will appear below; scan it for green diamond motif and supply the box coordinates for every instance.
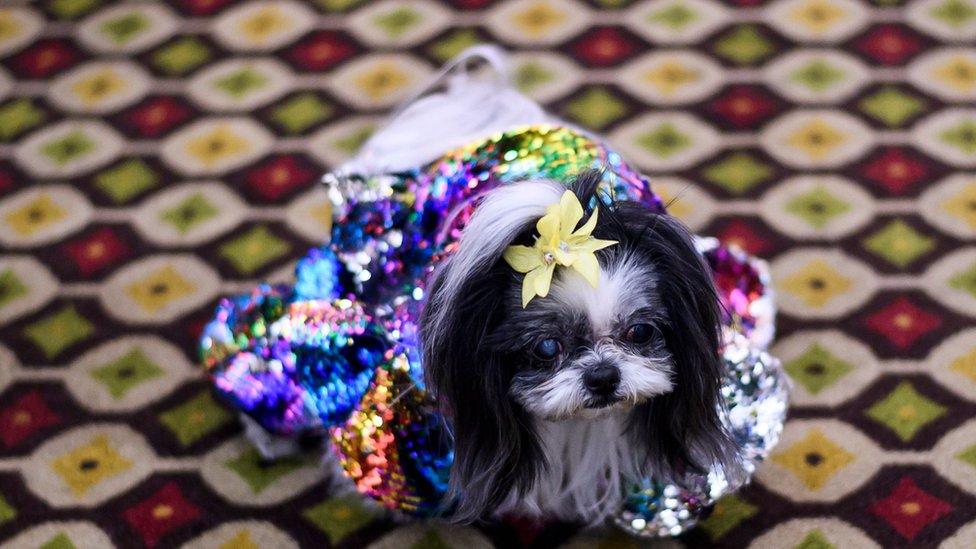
[41,130,95,166]
[786,186,851,228]
[794,530,835,549]
[271,93,334,134]
[790,60,846,92]
[514,62,555,92]
[0,269,28,310]
[160,193,219,234]
[333,126,374,155]
[957,444,976,469]
[225,447,309,493]
[23,306,94,359]
[949,261,976,298]
[637,123,690,158]
[90,348,163,399]
[46,0,100,19]
[152,37,212,76]
[100,12,149,45]
[866,382,947,442]
[0,99,46,142]
[219,225,291,275]
[564,87,628,130]
[784,343,853,395]
[956,443,976,469]
[214,68,268,99]
[372,7,420,38]
[859,87,925,128]
[0,493,15,525]
[863,219,935,268]
[702,153,772,194]
[941,120,976,155]
[428,29,481,62]
[304,495,378,544]
[39,533,75,549]
[159,391,233,446]
[698,494,758,540]
[648,4,698,29]
[313,0,366,11]
[411,529,450,549]
[94,159,159,204]
[713,25,774,65]
[931,0,976,27]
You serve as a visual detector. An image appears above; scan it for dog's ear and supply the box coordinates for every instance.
[421,254,543,522]
[613,207,740,483]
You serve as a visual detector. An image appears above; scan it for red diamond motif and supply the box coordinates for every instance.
[0,390,61,448]
[569,27,640,67]
[63,227,131,277]
[715,219,773,256]
[285,31,358,72]
[245,154,317,202]
[0,165,16,196]
[10,39,81,79]
[870,477,953,540]
[854,25,924,66]
[707,85,783,130]
[172,0,235,16]
[859,147,932,195]
[122,482,202,548]
[863,297,942,350]
[122,97,193,138]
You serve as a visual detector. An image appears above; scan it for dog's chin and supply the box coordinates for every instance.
[539,396,645,421]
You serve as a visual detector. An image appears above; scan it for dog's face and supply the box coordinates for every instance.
[493,253,674,420]
[421,170,737,521]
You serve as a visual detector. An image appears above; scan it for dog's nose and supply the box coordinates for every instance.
[583,365,620,396]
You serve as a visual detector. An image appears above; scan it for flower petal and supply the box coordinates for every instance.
[503,245,541,273]
[536,206,560,242]
[522,262,555,306]
[558,190,583,239]
[574,237,617,254]
[572,252,601,287]
[572,208,599,242]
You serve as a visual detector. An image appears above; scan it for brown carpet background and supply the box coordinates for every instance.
[1,0,976,547]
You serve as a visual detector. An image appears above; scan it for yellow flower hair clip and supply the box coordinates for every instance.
[503,190,617,307]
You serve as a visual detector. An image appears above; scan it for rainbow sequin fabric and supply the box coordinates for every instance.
[200,125,789,536]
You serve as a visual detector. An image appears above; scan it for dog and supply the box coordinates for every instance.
[421,169,739,522]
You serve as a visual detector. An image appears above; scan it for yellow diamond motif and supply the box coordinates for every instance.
[220,529,259,549]
[310,201,333,233]
[643,61,701,96]
[950,347,976,384]
[780,259,853,307]
[791,0,846,33]
[71,68,128,107]
[185,125,251,168]
[0,10,23,42]
[772,429,854,490]
[51,435,133,496]
[125,265,196,314]
[654,185,693,222]
[238,7,291,45]
[510,1,567,37]
[4,194,67,237]
[933,56,976,94]
[786,119,848,160]
[941,180,976,230]
[352,61,409,101]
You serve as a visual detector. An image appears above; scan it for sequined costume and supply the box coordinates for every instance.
[200,123,789,536]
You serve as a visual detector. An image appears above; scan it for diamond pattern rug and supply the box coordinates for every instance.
[1,0,976,547]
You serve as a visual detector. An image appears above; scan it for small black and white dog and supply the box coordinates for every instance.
[421,170,740,523]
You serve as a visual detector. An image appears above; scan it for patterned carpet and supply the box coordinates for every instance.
[1,0,976,547]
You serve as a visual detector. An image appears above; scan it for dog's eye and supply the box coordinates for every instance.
[533,338,561,360]
[625,323,656,344]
